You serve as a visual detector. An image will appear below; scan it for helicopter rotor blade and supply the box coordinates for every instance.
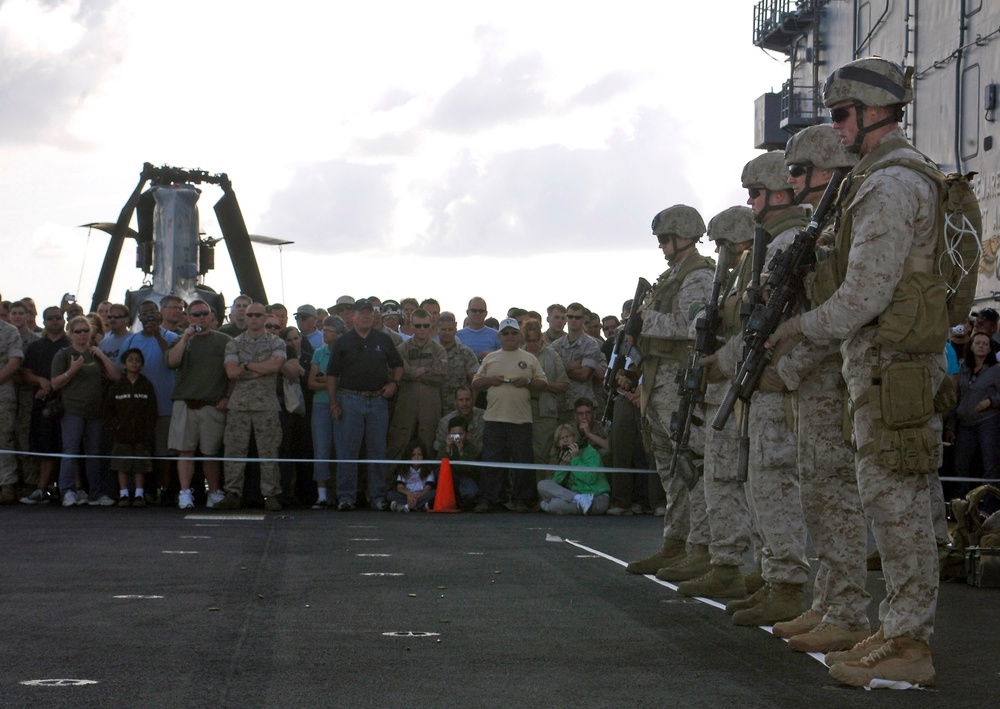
[90,163,153,312]
[214,185,267,304]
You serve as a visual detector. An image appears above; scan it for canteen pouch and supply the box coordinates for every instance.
[876,272,949,354]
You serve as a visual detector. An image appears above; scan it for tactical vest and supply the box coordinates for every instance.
[720,251,751,338]
[637,252,715,365]
[812,137,946,353]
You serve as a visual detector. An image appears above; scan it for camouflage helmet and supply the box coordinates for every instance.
[822,56,914,108]
[651,204,705,239]
[707,206,754,244]
[785,124,857,170]
[741,151,789,192]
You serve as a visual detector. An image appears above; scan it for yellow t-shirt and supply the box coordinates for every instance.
[473,348,546,424]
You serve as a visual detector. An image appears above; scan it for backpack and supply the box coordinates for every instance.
[892,159,983,327]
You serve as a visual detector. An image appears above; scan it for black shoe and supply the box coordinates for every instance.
[338,501,355,511]
[373,499,390,511]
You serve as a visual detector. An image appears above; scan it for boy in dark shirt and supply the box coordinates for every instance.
[104,348,158,506]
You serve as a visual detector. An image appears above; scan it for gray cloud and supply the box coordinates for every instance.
[417,109,698,256]
[256,161,397,251]
[373,88,418,112]
[350,131,423,159]
[0,0,123,146]
[427,51,548,134]
[568,71,635,107]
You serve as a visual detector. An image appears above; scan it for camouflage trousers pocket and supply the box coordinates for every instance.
[871,426,939,475]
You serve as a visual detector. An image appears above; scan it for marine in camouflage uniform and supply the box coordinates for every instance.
[759,124,872,652]
[674,207,756,597]
[387,309,449,460]
[769,58,942,687]
[625,205,714,575]
[714,152,811,626]
[437,312,480,413]
[11,304,39,489]
[217,305,288,509]
[0,320,24,503]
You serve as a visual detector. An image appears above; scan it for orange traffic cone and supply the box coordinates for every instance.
[428,457,460,513]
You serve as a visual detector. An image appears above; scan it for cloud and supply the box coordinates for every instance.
[427,48,548,134]
[567,71,635,107]
[255,160,397,252]
[417,108,698,256]
[0,0,124,146]
[350,131,423,159]
[373,88,418,112]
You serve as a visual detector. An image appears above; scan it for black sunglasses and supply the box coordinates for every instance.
[830,105,853,124]
[413,323,431,329]
[787,164,808,178]
[747,187,762,200]
[189,310,211,318]
[246,313,265,318]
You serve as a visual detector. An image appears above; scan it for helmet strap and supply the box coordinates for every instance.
[850,101,897,153]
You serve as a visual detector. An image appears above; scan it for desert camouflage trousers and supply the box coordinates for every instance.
[702,402,752,566]
[794,356,869,628]
[223,410,282,498]
[843,332,942,643]
[748,391,809,585]
[0,403,16,486]
[644,363,709,546]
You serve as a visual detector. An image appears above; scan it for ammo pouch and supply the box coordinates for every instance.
[860,359,939,475]
[875,272,949,354]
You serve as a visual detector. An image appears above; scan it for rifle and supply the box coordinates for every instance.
[668,244,733,489]
[602,276,652,425]
[712,171,845,432]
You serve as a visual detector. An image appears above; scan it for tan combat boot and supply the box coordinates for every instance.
[828,635,935,687]
[626,538,686,575]
[725,583,771,615]
[654,544,711,582]
[824,626,885,665]
[743,565,765,594]
[772,608,822,639]
[732,582,806,627]
[787,622,871,653]
[677,564,746,598]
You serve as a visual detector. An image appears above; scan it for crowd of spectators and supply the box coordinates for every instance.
[0,292,645,515]
[0,293,994,514]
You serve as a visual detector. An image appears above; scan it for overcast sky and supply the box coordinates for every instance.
[0,0,789,322]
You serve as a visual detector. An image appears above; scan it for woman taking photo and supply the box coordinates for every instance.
[52,315,120,506]
[947,330,1000,499]
[536,423,610,515]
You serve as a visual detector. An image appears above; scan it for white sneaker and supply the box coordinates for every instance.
[75,490,89,506]
[178,490,195,509]
[206,490,225,508]
[574,493,595,515]
[88,495,116,506]
[62,490,77,507]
